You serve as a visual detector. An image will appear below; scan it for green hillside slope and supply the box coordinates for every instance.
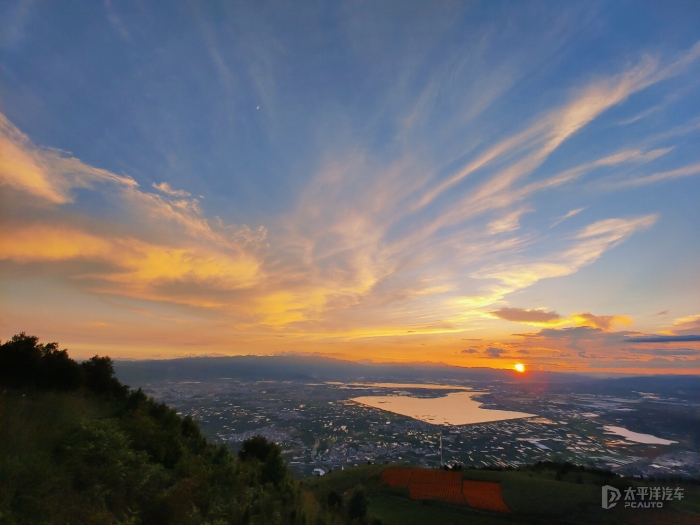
[0,334,310,525]
[302,463,700,525]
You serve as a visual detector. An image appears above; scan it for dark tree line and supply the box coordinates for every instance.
[0,332,127,397]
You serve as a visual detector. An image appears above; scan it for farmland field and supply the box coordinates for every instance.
[302,464,700,525]
[462,479,511,512]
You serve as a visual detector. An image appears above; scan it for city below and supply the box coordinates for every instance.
[116,357,700,480]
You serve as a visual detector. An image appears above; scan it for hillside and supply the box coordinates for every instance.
[2,334,698,525]
[0,334,312,524]
[303,463,700,525]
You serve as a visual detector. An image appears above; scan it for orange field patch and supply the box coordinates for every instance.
[409,482,464,504]
[381,468,465,505]
[461,480,511,513]
[410,469,461,486]
[380,468,415,487]
[380,468,512,513]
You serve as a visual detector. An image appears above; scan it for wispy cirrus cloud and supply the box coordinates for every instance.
[2,28,699,370]
[487,207,531,234]
[551,207,585,228]
[152,182,191,198]
[0,113,138,203]
[602,162,700,189]
[0,57,673,340]
[410,43,698,220]
[472,214,657,302]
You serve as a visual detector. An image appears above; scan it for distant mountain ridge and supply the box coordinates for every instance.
[114,355,700,400]
[114,354,586,385]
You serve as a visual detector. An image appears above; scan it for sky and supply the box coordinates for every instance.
[1,1,699,374]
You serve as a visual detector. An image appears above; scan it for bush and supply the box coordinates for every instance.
[347,487,368,520]
[262,446,287,486]
[239,435,277,463]
[327,489,343,508]
[81,356,129,398]
[54,418,161,517]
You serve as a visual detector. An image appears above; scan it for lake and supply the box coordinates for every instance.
[351,391,535,426]
[603,425,678,445]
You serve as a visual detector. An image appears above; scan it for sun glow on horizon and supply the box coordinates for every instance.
[514,363,525,373]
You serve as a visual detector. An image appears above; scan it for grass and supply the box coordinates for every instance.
[369,493,516,525]
[303,463,700,525]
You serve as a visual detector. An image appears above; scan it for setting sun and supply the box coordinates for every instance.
[514,363,525,373]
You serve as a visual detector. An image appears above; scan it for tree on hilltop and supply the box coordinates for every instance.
[0,332,128,397]
[239,435,288,486]
[0,332,82,391]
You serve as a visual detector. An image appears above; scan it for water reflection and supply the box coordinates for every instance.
[603,425,678,445]
[351,391,535,426]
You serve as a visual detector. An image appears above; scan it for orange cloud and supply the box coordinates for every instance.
[1,225,262,308]
[152,182,191,197]
[0,119,66,203]
[673,314,700,333]
[1,41,696,358]
[0,106,663,343]
[0,113,138,204]
[572,312,632,331]
[487,207,531,234]
[490,307,561,325]
[253,290,328,327]
[0,226,112,261]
